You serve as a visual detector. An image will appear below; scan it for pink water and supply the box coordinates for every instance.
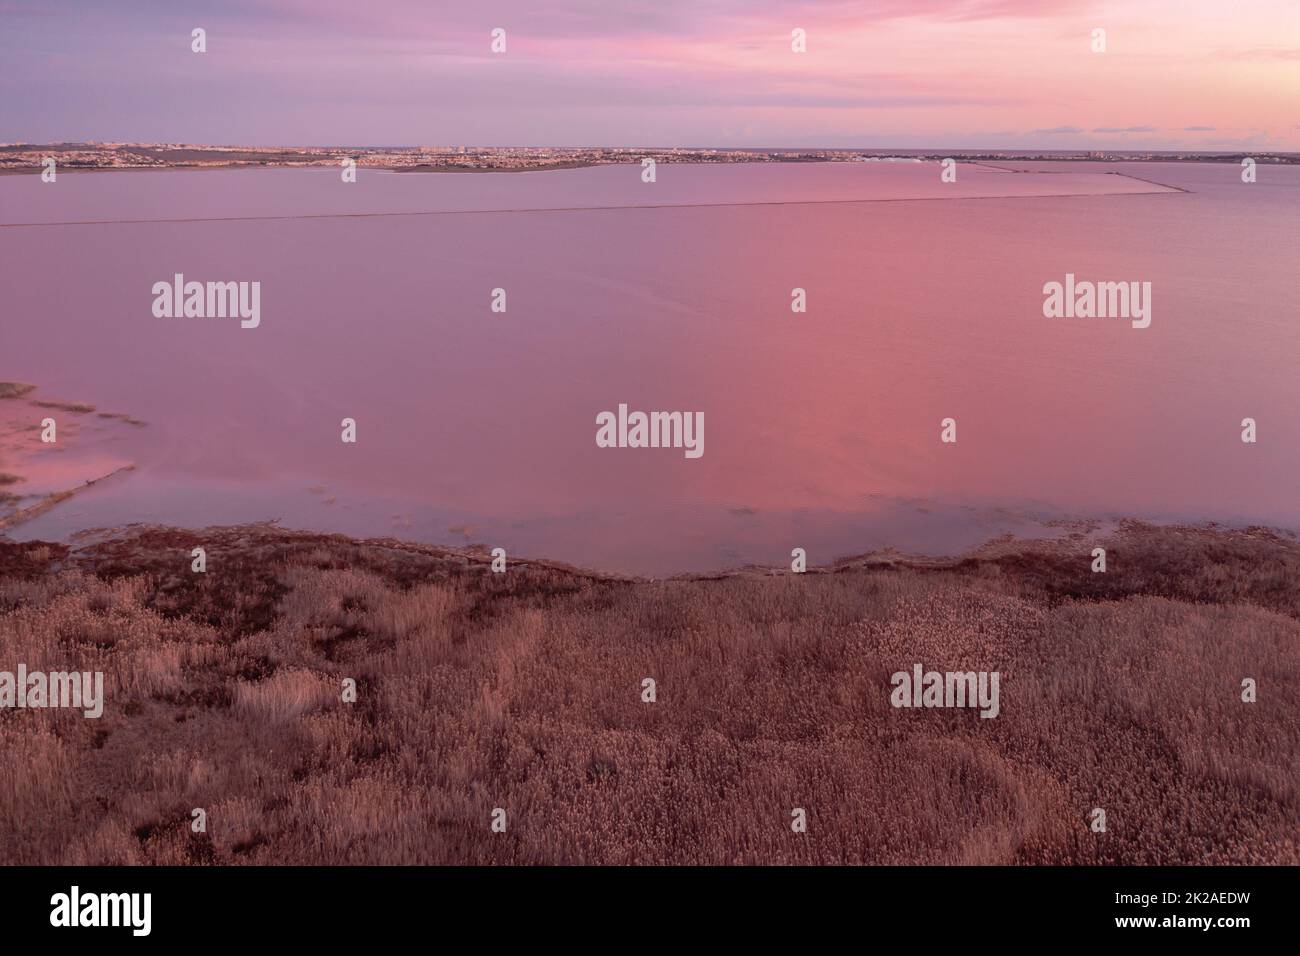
[1,161,1297,573]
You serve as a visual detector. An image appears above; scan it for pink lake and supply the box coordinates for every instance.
[1,160,1297,573]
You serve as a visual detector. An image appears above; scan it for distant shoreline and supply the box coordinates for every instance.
[3,143,1297,176]
[3,156,1291,178]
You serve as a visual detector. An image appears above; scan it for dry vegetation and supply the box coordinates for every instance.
[0,383,35,401]
[0,521,1295,865]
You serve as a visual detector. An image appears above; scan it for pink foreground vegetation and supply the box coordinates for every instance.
[0,521,1295,865]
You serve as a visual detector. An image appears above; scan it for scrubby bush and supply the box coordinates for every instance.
[0,523,1294,865]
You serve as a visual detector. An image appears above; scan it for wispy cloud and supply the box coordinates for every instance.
[1225,47,1300,61]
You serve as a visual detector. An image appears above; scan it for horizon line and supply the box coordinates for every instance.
[7,141,1299,156]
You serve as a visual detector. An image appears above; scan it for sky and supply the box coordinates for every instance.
[2,0,1297,149]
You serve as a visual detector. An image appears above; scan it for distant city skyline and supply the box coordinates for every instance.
[3,0,1297,150]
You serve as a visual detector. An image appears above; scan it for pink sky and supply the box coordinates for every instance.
[2,0,1297,148]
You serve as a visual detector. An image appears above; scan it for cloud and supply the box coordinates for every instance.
[1199,131,1282,148]
[229,1,1103,39]
[1227,47,1300,61]
[1183,126,1216,131]
[1030,125,1083,134]
[1092,126,1157,133]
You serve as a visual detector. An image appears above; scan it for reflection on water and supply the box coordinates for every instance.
[1,161,1297,573]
